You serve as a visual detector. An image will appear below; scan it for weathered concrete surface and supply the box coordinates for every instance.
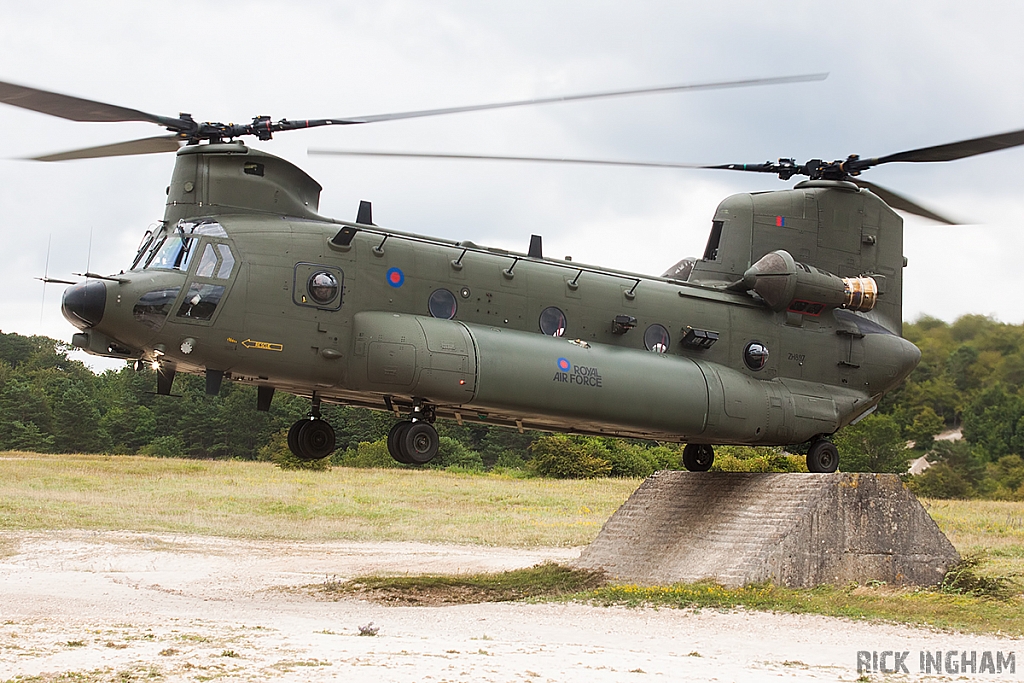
[574,472,959,588]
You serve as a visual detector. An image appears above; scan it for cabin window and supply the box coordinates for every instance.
[644,324,670,353]
[539,306,567,337]
[428,289,458,319]
[743,340,770,371]
[308,271,340,305]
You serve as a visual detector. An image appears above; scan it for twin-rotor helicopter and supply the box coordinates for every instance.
[4,74,1020,473]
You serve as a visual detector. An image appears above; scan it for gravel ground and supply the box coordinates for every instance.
[0,530,1020,682]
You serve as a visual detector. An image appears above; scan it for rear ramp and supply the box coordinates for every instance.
[574,472,958,588]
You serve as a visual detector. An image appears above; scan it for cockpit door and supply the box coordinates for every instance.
[173,238,239,326]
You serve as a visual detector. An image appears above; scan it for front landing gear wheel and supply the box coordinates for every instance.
[287,419,304,456]
[403,422,439,464]
[806,439,839,473]
[292,418,336,461]
[387,421,414,464]
[682,443,714,472]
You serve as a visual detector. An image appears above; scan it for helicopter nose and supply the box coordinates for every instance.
[61,280,107,329]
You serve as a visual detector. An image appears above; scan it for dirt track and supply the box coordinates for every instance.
[1,530,1020,682]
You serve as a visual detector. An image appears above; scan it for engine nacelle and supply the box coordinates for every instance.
[743,249,877,315]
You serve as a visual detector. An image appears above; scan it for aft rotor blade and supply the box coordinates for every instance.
[859,127,1024,168]
[28,135,184,162]
[852,179,958,225]
[309,149,713,170]
[0,79,183,127]
[328,73,828,125]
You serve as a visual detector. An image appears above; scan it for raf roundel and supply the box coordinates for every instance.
[385,267,404,288]
[557,357,571,372]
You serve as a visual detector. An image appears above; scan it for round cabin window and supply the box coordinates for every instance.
[539,306,567,337]
[743,341,770,371]
[428,288,458,319]
[307,271,339,305]
[644,324,670,353]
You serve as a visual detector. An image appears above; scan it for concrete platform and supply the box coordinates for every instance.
[574,472,959,588]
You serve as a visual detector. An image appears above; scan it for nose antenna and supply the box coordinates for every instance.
[34,234,78,323]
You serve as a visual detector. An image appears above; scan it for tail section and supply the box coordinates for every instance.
[688,180,904,334]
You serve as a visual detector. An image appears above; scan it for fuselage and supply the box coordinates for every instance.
[61,143,921,448]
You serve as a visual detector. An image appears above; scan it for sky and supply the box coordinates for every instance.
[3,1,1024,371]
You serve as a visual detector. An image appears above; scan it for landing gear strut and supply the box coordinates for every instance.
[682,443,714,472]
[386,401,439,465]
[806,438,839,473]
[286,394,336,461]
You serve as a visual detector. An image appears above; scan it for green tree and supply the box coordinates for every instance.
[527,435,612,479]
[832,413,909,473]
[906,406,944,451]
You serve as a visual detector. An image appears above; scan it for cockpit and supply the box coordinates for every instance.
[131,219,230,272]
[130,218,237,330]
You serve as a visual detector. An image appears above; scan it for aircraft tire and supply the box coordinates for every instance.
[806,439,839,473]
[387,421,414,464]
[296,418,336,460]
[402,421,439,465]
[287,419,305,457]
[682,443,714,471]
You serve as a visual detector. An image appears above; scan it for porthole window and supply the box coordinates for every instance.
[644,324,670,353]
[539,306,567,337]
[743,341,770,371]
[428,288,458,319]
[307,271,339,305]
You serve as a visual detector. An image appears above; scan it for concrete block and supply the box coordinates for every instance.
[574,472,959,588]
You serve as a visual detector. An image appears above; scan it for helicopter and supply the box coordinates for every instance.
[4,75,1021,474]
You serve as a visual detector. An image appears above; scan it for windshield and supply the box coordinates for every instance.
[132,219,227,272]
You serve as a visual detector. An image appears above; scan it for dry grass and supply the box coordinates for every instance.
[920,497,1024,582]
[0,452,636,547]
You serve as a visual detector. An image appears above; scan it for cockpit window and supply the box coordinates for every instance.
[133,287,182,330]
[192,221,228,237]
[215,244,235,278]
[177,283,226,321]
[134,219,227,272]
[131,229,155,270]
[195,244,219,278]
[146,234,194,271]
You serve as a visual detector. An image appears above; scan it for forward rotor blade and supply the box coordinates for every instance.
[309,149,712,170]
[28,135,184,162]
[328,73,828,125]
[852,179,958,225]
[0,79,180,126]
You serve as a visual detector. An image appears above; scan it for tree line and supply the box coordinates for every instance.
[2,316,1024,498]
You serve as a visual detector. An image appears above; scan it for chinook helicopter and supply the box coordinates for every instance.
[5,75,1021,474]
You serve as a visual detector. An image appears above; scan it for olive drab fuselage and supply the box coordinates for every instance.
[63,143,921,447]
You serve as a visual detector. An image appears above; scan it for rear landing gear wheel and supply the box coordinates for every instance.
[682,443,714,472]
[387,421,414,464]
[290,418,336,461]
[403,422,439,465]
[806,439,839,473]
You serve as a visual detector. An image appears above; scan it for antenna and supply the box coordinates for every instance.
[39,234,51,325]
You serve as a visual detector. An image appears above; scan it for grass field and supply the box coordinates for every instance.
[0,452,636,546]
[3,451,1023,635]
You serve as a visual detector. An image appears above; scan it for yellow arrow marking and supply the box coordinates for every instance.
[241,339,284,352]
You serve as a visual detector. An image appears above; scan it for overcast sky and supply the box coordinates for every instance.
[3,1,1024,370]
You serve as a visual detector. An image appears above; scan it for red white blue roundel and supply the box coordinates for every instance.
[557,357,571,372]
[386,267,404,288]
